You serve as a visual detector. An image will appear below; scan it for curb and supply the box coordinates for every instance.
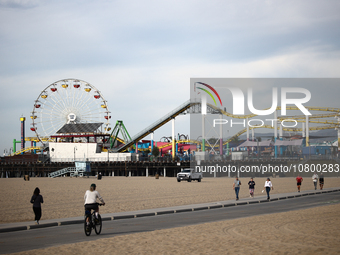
[60,219,83,226]
[209,205,223,209]
[156,210,175,215]
[1,188,339,233]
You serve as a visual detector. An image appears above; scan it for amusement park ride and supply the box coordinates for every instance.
[7,78,340,162]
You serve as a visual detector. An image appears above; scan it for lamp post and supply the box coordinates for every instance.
[74,146,77,162]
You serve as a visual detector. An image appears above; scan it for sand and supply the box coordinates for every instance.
[1,176,340,223]
[3,176,340,254]
[10,203,340,255]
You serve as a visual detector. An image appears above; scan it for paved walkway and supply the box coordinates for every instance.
[1,187,339,233]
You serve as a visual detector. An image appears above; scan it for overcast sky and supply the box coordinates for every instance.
[1,0,340,155]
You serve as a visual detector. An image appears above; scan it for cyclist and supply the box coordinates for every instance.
[84,183,105,225]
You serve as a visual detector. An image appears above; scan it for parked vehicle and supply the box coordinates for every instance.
[177,168,203,182]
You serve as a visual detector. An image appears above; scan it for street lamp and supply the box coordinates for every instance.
[74,146,77,162]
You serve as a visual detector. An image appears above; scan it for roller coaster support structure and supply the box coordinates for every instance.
[172,118,175,159]
[306,115,309,146]
[13,139,21,154]
[151,132,154,152]
[274,110,278,158]
[31,141,37,154]
[337,114,340,152]
[220,112,223,155]
[202,114,205,152]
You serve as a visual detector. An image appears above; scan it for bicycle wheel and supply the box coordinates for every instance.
[94,214,102,235]
[84,216,92,236]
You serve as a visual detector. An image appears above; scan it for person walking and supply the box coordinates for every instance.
[30,187,44,224]
[233,177,241,200]
[319,173,324,190]
[248,177,255,198]
[263,178,273,200]
[312,173,318,190]
[296,175,303,192]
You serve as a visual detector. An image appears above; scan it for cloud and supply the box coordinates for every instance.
[1,0,340,154]
[0,0,42,9]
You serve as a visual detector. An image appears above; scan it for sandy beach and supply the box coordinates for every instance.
[1,176,340,223]
[10,203,340,255]
[2,176,340,254]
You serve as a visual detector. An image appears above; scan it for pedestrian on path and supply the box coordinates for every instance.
[30,187,44,224]
[233,177,241,201]
[263,178,273,200]
[312,173,318,190]
[296,175,303,192]
[248,177,255,198]
[319,173,324,190]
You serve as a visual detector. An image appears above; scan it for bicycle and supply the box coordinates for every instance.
[84,203,103,236]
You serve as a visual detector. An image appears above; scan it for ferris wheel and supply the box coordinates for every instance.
[30,78,111,143]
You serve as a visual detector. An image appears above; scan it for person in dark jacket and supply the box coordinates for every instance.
[30,187,44,224]
[248,177,255,198]
[319,173,324,190]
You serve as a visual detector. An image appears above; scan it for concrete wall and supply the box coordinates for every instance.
[49,142,137,162]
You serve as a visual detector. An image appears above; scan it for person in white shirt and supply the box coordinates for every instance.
[312,173,318,190]
[84,183,105,222]
[263,178,273,200]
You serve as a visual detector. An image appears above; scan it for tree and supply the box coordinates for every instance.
[152,146,160,157]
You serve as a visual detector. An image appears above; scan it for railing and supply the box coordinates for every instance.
[48,167,86,178]
[50,156,136,162]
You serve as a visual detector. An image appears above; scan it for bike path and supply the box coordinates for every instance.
[1,187,339,233]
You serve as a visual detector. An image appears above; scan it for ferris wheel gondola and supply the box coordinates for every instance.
[31,78,111,143]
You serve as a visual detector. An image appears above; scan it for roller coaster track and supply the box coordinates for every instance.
[278,113,339,120]
[125,122,338,150]
[113,101,339,152]
[206,103,339,144]
[157,140,200,149]
[25,137,53,142]
[222,125,339,145]
[159,125,338,148]
[11,146,42,156]
[207,104,340,119]
[293,119,339,124]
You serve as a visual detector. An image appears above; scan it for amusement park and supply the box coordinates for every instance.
[1,78,340,178]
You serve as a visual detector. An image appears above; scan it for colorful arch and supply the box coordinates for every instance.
[195,82,223,106]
